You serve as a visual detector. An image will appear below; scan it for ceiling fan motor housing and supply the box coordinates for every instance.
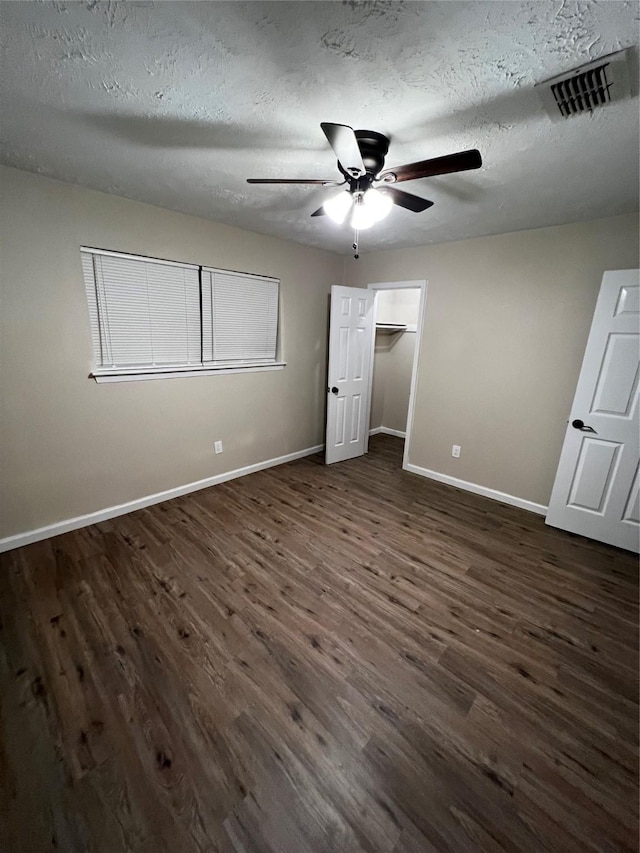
[338,130,390,188]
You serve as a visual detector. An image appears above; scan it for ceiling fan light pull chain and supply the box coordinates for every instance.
[353,229,359,260]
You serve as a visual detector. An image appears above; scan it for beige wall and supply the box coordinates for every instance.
[346,213,639,506]
[0,166,342,539]
[375,288,421,328]
[369,343,388,431]
[380,333,416,433]
[2,165,638,541]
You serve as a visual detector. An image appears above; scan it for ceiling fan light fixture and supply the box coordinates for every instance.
[350,195,377,230]
[323,190,353,224]
[363,188,393,222]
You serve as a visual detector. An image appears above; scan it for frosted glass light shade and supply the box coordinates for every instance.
[363,188,393,222]
[350,199,376,230]
[323,191,353,224]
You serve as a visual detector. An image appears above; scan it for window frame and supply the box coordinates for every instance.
[81,247,285,383]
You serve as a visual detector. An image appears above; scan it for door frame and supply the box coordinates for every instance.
[366,279,428,470]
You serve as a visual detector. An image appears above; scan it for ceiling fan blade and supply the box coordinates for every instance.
[383,187,434,213]
[379,149,482,183]
[320,123,366,177]
[247,178,340,185]
[310,206,327,217]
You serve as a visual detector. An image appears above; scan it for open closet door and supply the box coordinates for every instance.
[325,286,375,464]
[546,269,639,552]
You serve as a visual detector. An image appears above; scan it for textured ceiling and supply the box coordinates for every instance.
[1,1,638,255]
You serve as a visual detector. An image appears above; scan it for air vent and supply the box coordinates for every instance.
[536,49,631,121]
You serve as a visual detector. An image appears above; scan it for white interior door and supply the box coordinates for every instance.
[325,285,375,464]
[546,269,639,552]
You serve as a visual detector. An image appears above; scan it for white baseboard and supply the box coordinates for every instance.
[0,444,324,554]
[404,463,548,516]
[369,426,406,438]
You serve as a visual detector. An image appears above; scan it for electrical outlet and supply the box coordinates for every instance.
[214,440,223,454]
[451,444,461,458]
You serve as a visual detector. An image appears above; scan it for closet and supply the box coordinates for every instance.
[370,288,419,438]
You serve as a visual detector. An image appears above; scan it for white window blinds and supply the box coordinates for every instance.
[201,268,279,364]
[81,251,200,368]
[81,249,280,376]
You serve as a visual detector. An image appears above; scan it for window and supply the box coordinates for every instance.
[81,248,282,382]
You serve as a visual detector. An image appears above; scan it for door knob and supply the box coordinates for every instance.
[572,419,597,434]
[330,386,339,395]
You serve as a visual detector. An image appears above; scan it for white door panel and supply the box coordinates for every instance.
[592,334,639,415]
[623,464,640,523]
[567,438,620,511]
[325,286,375,465]
[546,269,640,552]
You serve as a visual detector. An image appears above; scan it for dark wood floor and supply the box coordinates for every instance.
[1,435,638,853]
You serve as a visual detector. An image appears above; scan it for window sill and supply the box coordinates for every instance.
[91,363,286,383]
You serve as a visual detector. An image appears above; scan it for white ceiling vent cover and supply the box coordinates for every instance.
[536,49,631,121]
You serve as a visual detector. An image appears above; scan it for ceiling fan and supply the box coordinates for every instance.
[247,123,482,250]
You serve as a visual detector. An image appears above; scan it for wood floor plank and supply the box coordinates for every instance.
[1,435,637,852]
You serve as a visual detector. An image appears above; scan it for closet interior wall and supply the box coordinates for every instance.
[370,289,419,436]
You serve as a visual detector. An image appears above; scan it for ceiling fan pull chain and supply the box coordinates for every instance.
[353,229,359,260]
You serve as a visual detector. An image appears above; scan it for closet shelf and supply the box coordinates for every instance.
[375,323,407,335]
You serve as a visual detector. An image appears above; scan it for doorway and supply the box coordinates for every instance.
[324,280,426,467]
[368,280,427,470]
